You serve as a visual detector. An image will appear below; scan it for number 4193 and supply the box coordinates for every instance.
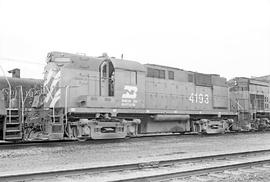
[189,93,209,104]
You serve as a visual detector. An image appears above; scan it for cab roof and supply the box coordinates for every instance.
[47,51,146,72]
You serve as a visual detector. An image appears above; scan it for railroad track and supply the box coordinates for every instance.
[1,149,270,182]
[119,158,270,182]
[0,139,77,148]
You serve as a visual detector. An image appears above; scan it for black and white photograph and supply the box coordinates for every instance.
[0,0,270,181]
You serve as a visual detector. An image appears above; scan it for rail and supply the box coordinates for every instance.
[1,149,270,182]
[119,158,270,182]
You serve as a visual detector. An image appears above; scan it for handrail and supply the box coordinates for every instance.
[44,86,55,123]
[65,85,70,126]
[0,65,11,123]
[15,86,24,125]
[20,86,24,124]
[63,85,70,137]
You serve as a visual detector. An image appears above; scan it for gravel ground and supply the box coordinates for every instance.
[27,169,270,182]
[218,172,270,182]
[182,169,270,182]
[1,132,270,176]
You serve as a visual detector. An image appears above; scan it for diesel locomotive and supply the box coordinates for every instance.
[229,76,270,130]
[0,69,42,140]
[0,52,269,141]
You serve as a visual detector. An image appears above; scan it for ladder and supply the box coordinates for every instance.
[4,108,22,141]
[48,108,64,140]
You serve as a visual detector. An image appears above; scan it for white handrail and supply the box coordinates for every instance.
[20,86,24,124]
[15,85,25,125]
[0,65,11,123]
[65,85,70,126]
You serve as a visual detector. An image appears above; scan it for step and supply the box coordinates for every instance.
[4,137,22,140]
[6,122,20,125]
[5,122,20,125]
[5,130,21,133]
[6,115,19,118]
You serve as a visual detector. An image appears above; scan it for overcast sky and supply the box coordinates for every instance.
[0,0,269,79]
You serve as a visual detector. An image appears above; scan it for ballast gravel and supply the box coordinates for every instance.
[1,132,270,178]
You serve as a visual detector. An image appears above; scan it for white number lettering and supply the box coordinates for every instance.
[204,94,209,104]
[189,93,194,103]
[194,93,198,103]
[198,94,203,103]
[189,93,209,104]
